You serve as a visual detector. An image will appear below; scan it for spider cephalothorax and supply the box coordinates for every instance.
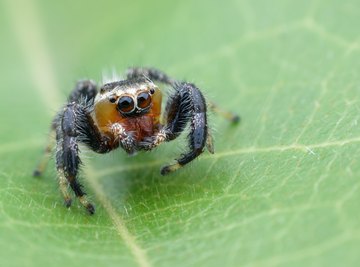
[34,67,238,214]
[92,77,163,154]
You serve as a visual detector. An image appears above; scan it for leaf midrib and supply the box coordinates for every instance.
[4,1,154,266]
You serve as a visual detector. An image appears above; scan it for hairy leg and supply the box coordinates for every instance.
[33,80,98,177]
[55,101,113,214]
[161,82,210,174]
[55,104,136,214]
[139,81,211,175]
[55,103,95,213]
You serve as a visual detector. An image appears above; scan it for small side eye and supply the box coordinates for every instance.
[149,88,155,95]
[109,96,117,103]
[137,92,151,109]
[117,96,135,113]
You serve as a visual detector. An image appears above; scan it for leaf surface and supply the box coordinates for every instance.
[1,0,360,266]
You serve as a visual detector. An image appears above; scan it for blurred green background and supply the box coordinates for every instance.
[1,0,360,266]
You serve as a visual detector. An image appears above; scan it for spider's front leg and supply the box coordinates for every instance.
[56,104,92,214]
[33,80,98,177]
[55,101,112,214]
[161,82,212,174]
[140,82,212,175]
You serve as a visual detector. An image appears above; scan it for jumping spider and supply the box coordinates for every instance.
[34,67,239,214]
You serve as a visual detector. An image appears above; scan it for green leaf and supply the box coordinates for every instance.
[1,0,360,266]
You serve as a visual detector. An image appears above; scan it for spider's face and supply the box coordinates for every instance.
[112,86,155,117]
[93,78,162,133]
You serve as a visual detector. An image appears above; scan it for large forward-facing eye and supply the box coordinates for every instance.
[137,92,151,109]
[117,96,135,114]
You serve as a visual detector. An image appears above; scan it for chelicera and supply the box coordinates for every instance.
[34,67,239,214]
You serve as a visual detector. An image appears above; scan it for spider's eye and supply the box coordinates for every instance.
[109,96,117,103]
[137,92,151,109]
[117,96,135,113]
